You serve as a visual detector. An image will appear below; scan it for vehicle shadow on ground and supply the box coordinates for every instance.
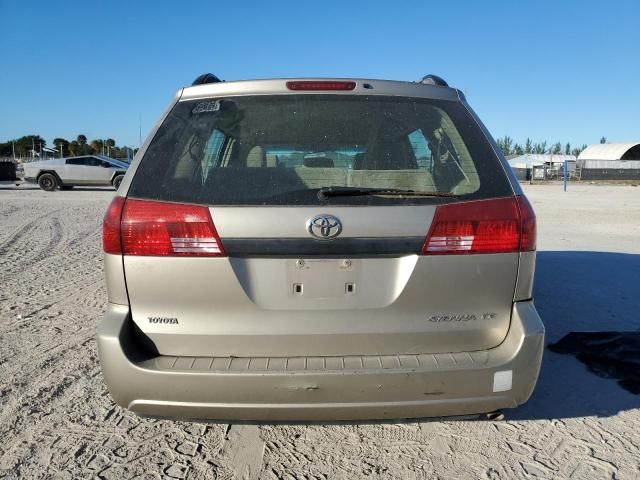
[511,250,640,421]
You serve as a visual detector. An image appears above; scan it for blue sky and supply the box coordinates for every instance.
[1,0,638,149]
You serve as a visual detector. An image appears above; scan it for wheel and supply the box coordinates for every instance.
[38,173,58,192]
[60,185,74,190]
[112,175,124,190]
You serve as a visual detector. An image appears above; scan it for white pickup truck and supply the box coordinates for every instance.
[23,155,129,191]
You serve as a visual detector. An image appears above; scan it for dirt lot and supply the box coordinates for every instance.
[0,184,639,479]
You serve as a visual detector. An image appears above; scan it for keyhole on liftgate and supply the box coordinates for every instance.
[294,283,303,295]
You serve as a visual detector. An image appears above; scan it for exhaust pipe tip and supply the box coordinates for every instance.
[485,410,505,421]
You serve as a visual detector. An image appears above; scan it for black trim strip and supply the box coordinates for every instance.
[222,237,424,256]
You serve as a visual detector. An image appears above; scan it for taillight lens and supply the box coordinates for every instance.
[517,195,536,251]
[102,198,226,257]
[103,196,125,254]
[421,196,536,255]
[121,199,225,256]
[286,81,356,91]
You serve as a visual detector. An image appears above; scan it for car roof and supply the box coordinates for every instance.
[179,77,462,102]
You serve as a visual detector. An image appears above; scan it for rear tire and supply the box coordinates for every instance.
[112,175,124,190]
[38,173,58,192]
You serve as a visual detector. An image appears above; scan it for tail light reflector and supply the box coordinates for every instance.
[102,197,226,257]
[422,196,536,255]
[286,81,356,91]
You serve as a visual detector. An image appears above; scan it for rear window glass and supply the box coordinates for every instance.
[129,95,511,205]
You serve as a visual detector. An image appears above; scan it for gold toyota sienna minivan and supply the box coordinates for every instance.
[97,74,544,420]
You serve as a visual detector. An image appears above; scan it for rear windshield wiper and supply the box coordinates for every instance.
[318,186,457,200]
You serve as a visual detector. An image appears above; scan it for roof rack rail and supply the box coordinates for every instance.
[418,74,448,87]
[192,73,222,86]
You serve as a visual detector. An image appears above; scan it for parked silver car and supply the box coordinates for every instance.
[98,74,544,421]
[23,155,129,191]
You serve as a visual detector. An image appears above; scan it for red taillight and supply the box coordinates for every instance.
[517,195,536,251]
[102,198,226,257]
[121,199,225,257]
[103,196,125,254]
[421,196,536,255]
[286,81,356,91]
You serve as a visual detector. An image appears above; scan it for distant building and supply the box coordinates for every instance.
[508,154,576,169]
[578,142,640,167]
[577,142,640,180]
[508,154,576,180]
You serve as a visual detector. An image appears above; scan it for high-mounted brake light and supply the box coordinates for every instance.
[286,81,356,91]
[421,196,536,255]
[102,198,226,257]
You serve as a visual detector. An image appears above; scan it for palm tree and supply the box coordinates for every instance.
[77,134,89,154]
[53,137,69,157]
[90,139,104,154]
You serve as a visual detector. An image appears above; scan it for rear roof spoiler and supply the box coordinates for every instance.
[192,73,222,86]
[418,74,448,87]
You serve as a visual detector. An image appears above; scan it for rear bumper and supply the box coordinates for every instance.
[97,301,544,421]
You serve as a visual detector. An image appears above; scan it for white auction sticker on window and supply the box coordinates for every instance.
[192,100,220,114]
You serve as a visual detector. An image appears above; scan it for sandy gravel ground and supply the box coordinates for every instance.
[0,184,639,479]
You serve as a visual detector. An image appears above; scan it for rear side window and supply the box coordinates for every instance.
[129,95,512,205]
[408,129,433,171]
[66,157,91,166]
